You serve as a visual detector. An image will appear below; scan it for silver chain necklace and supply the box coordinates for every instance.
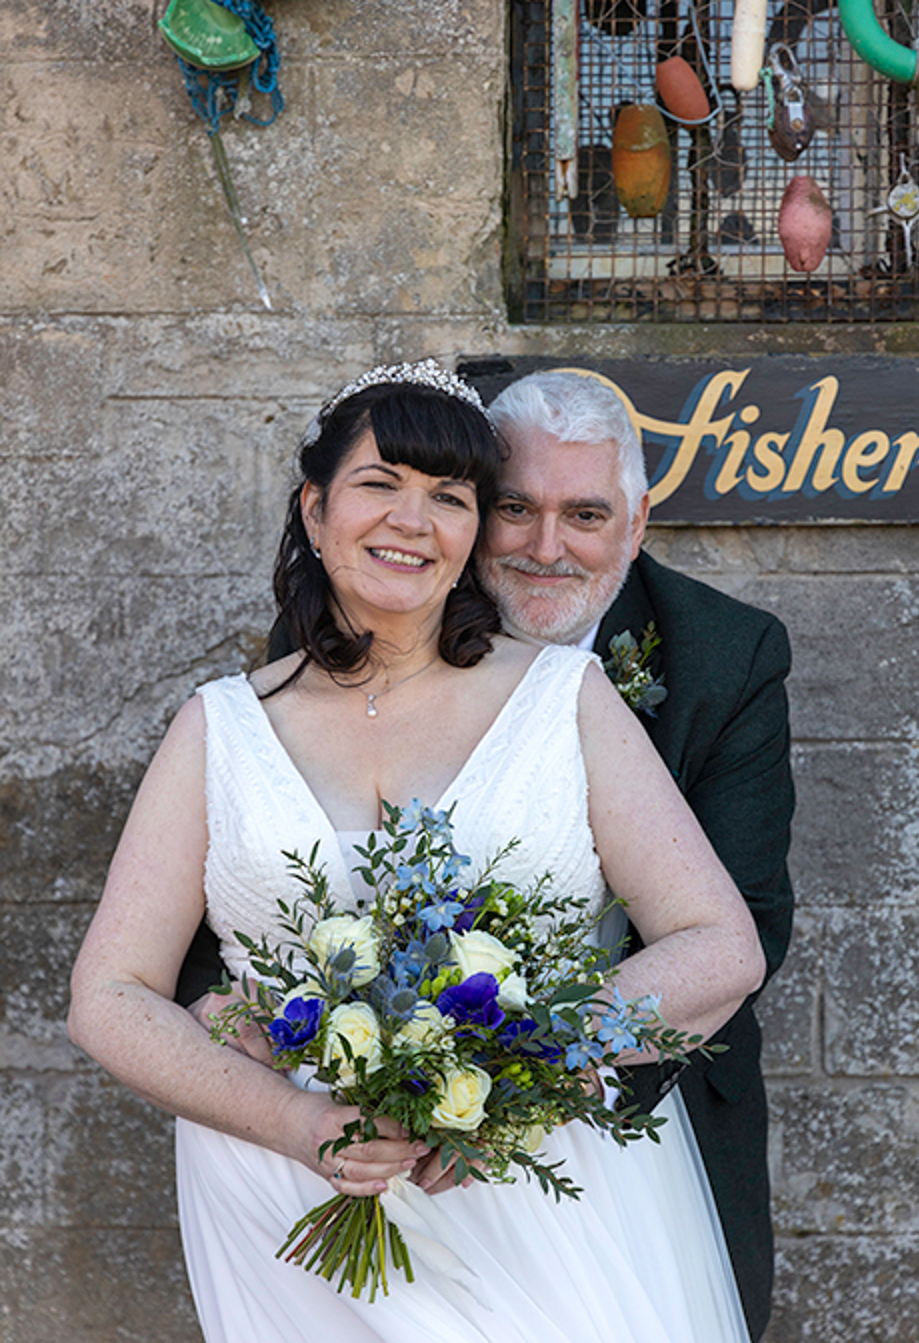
[362,655,440,718]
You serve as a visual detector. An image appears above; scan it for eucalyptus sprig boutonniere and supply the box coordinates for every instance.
[604,624,667,717]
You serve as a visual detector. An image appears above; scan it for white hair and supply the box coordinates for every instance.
[488,371,648,518]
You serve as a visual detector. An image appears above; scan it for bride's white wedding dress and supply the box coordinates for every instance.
[176,645,750,1343]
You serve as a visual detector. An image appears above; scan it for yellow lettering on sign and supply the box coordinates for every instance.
[841,432,890,494]
[880,432,919,494]
[782,378,846,492]
[647,369,752,506]
[713,405,761,496]
[746,433,789,493]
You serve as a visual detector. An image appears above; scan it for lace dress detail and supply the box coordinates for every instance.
[178,644,750,1343]
[196,645,606,978]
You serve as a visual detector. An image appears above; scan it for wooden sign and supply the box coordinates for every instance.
[458,355,919,523]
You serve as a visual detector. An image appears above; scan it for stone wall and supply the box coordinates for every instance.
[2,1,917,1339]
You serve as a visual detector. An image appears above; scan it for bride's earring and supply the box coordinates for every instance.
[309,536,321,559]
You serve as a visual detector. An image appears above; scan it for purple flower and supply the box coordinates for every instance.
[452,894,485,934]
[437,973,505,1031]
[268,996,325,1053]
[499,1018,562,1064]
[401,1071,431,1096]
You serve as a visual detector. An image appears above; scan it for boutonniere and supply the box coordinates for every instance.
[603,623,668,717]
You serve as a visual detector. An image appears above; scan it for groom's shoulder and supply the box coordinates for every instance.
[602,550,790,682]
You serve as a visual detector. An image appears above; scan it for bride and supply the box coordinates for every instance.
[69,360,763,1343]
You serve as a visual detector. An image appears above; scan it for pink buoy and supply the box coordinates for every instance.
[778,175,833,271]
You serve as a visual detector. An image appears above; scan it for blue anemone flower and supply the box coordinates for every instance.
[268,997,325,1054]
[437,973,505,1031]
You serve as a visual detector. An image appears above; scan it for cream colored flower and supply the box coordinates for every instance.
[310,915,380,988]
[323,1002,383,1085]
[395,999,447,1046]
[449,929,516,982]
[430,1065,492,1131]
[496,970,529,1011]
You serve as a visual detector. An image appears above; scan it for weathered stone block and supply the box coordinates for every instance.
[2,56,294,315]
[759,911,820,1076]
[0,398,293,580]
[789,742,919,905]
[0,1075,46,1247]
[768,1082,919,1235]
[0,902,92,1045]
[44,1070,178,1227]
[766,1234,919,1343]
[825,908,919,1075]
[0,1227,200,1343]
[98,314,376,401]
[646,521,919,578]
[0,573,271,753]
[1,0,160,64]
[0,320,105,458]
[0,760,138,905]
[289,0,501,59]
[722,575,919,742]
[306,57,502,316]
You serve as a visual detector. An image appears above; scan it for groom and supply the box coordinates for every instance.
[177,367,793,1341]
[481,369,794,1342]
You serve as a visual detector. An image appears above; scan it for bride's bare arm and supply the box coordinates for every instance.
[578,663,766,1060]
[68,696,425,1195]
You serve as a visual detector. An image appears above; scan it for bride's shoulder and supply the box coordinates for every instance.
[247,651,305,698]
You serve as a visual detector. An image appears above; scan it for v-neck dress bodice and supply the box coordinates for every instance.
[196,644,606,980]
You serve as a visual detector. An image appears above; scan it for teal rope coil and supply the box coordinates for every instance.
[175,0,283,134]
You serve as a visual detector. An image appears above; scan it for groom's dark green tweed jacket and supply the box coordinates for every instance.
[597,550,794,1343]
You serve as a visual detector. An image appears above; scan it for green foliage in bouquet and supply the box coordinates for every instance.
[210,799,720,1301]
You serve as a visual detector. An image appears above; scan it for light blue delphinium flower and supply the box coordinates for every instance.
[442,851,471,882]
[398,799,425,832]
[395,861,436,897]
[418,899,464,933]
[597,1011,640,1055]
[564,1039,604,1072]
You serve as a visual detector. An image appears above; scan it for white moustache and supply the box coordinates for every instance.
[497,557,588,580]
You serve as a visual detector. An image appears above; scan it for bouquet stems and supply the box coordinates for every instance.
[278,1193,413,1301]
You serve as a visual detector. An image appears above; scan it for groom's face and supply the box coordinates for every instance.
[479,425,649,645]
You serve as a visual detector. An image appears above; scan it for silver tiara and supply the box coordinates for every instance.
[304,359,490,445]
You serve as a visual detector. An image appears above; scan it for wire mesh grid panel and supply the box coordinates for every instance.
[508,0,919,322]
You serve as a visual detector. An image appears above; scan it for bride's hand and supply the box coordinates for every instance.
[410,1146,482,1196]
[186,988,277,1067]
[296,1093,430,1196]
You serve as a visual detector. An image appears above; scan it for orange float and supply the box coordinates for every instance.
[655,57,710,122]
[612,105,671,218]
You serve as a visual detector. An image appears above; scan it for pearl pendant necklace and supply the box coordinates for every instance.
[361,655,439,718]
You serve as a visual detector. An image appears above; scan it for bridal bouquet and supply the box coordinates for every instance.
[210,800,707,1302]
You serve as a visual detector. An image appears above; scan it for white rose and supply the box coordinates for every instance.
[496,971,529,1012]
[449,929,517,982]
[323,1002,383,1085]
[310,915,380,988]
[279,980,325,1009]
[430,1065,492,1132]
[396,999,447,1046]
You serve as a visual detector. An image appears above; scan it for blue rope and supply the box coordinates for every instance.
[174,0,283,135]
